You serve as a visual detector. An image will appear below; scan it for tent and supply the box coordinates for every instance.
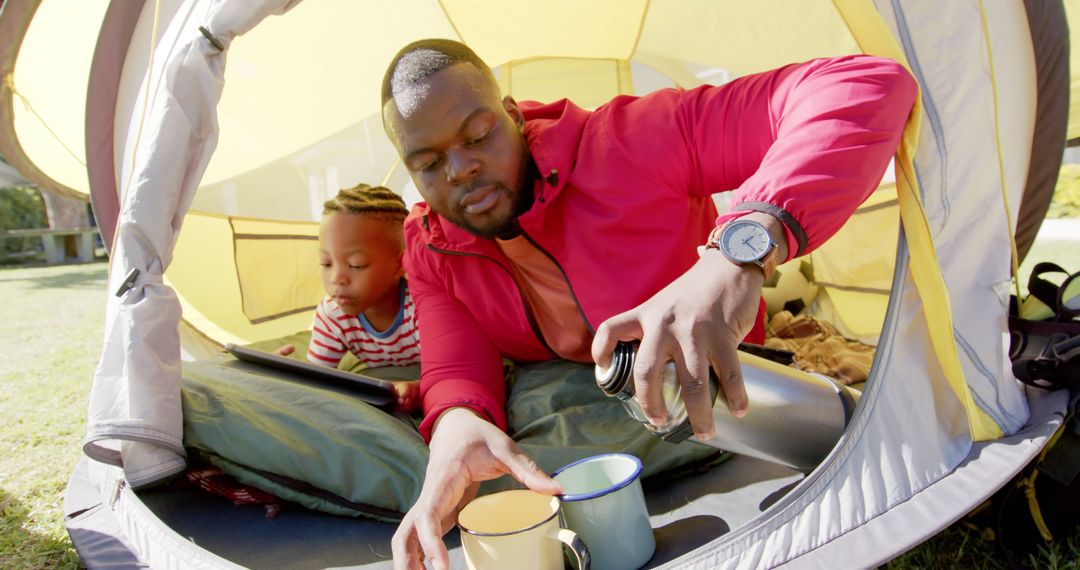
[0,0,1076,567]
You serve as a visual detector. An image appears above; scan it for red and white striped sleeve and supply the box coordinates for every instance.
[306,298,347,367]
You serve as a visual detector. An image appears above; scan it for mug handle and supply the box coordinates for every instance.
[550,528,591,570]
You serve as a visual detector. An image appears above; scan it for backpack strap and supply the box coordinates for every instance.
[1010,263,1080,391]
[1026,262,1080,322]
[1026,262,1069,311]
[1018,392,1080,541]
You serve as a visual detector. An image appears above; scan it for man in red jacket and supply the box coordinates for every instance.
[382,39,916,569]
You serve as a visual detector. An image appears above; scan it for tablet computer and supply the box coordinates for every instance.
[224,343,397,409]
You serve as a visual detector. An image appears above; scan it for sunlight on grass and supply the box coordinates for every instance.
[0,262,106,569]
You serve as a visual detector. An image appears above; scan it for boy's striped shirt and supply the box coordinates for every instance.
[307,284,420,369]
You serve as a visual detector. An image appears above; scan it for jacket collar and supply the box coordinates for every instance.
[520,98,588,207]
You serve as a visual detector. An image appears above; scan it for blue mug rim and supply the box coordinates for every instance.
[552,453,644,502]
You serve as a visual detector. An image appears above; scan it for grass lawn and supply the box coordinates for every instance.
[0,261,105,569]
[0,233,1076,568]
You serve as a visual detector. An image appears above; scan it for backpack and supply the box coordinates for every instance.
[980,262,1080,563]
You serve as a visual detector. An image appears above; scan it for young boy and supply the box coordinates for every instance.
[282,183,421,412]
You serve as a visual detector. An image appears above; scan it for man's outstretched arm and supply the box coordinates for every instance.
[594,56,917,440]
[391,407,561,570]
[394,224,561,569]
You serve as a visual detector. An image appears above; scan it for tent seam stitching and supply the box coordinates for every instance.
[890,0,950,226]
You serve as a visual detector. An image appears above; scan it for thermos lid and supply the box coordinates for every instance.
[596,341,695,443]
[595,341,638,399]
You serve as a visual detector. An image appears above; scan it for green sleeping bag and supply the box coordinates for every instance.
[181,332,725,522]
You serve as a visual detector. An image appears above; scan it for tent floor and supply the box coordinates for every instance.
[66,453,803,569]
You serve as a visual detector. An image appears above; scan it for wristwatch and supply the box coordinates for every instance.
[705,219,780,279]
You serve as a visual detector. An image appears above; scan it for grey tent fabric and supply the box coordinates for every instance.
[85,0,147,251]
[1015,0,1070,262]
[64,460,151,569]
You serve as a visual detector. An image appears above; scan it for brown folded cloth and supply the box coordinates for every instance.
[764,311,875,386]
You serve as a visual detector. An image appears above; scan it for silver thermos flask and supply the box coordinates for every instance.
[595,341,860,471]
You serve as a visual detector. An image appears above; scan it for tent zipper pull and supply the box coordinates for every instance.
[110,478,126,509]
[115,268,140,298]
[198,26,225,52]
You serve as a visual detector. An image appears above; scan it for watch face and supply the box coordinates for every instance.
[720,220,771,262]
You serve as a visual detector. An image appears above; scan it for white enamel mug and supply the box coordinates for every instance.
[553,454,655,570]
[458,489,590,570]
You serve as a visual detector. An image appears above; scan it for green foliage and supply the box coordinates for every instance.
[0,186,46,231]
[0,186,47,257]
[1049,164,1080,219]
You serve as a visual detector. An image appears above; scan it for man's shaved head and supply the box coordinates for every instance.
[381,39,499,119]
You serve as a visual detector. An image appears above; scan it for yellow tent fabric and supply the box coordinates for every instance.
[168,212,319,347]
[6,1,862,201]
[810,186,897,339]
[7,0,107,195]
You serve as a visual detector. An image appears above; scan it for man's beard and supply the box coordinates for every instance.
[455,149,536,240]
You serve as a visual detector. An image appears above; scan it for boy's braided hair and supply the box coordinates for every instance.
[323,183,408,224]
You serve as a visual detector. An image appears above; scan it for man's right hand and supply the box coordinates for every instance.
[391,407,562,570]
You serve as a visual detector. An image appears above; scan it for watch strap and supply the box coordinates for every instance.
[758,243,779,281]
